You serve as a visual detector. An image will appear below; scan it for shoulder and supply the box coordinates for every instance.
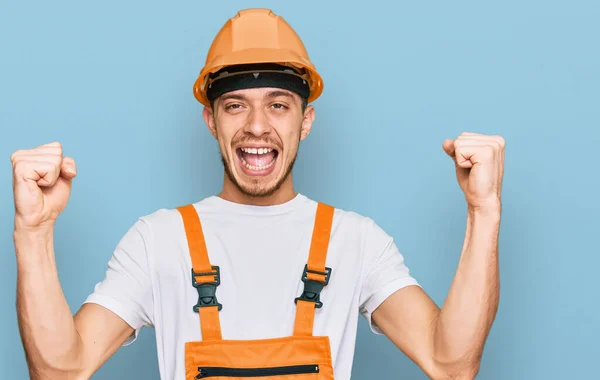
[133,196,218,234]
[314,198,391,243]
[315,200,400,274]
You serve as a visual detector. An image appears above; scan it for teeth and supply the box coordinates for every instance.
[240,155,276,171]
[241,147,273,155]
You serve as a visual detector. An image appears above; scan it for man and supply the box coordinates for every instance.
[11,8,504,380]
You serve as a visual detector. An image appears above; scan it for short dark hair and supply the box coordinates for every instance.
[301,97,308,112]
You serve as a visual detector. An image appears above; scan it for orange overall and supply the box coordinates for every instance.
[176,202,336,379]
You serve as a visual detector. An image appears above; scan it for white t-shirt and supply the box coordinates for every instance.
[84,193,420,380]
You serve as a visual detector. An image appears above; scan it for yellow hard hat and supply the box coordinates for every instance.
[193,8,324,106]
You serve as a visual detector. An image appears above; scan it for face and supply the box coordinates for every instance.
[203,87,315,198]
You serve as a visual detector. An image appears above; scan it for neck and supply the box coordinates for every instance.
[218,173,297,206]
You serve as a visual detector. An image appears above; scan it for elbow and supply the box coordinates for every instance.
[29,368,85,380]
[26,347,87,380]
[29,363,87,380]
[433,366,480,380]
[428,356,481,380]
[429,326,483,379]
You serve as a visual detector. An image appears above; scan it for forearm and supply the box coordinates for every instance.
[433,204,501,373]
[15,227,84,379]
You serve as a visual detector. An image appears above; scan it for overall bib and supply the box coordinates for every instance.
[177,202,336,379]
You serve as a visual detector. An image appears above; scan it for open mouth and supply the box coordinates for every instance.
[236,146,279,175]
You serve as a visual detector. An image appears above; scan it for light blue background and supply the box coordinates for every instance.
[1,0,598,379]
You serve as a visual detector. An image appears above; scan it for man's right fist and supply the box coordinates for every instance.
[11,142,77,230]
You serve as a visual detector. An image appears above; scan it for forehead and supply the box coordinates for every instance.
[218,87,300,102]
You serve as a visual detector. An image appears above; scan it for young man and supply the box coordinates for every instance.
[11,8,504,380]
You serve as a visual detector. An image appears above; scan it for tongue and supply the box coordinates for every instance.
[242,151,275,167]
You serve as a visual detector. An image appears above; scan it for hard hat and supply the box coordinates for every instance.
[192,8,324,106]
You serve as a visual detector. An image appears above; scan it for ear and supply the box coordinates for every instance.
[299,105,315,141]
[202,105,218,139]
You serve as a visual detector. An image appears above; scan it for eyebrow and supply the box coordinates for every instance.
[219,93,248,102]
[218,90,295,104]
[266,90,295,100]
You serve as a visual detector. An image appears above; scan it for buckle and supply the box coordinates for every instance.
[294,264,332,308]
[191,266,222,312]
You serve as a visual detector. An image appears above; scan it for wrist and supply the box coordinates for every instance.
[13,224,55,261]
[468,199,501,218]
[14,216,55,235]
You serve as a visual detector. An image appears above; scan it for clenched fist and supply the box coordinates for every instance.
[11,142,77,230]
[442,132,505,210]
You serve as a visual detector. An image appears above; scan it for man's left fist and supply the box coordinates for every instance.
[442,132,505,210]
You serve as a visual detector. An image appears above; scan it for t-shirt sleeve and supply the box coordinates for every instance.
[359,218,420,335]
[83,218,154,346]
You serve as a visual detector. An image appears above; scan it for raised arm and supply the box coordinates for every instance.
[372,133,505,379]
[12,142,133,379]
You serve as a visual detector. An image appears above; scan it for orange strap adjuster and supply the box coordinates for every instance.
[177,201,335,341]
[293,202,334,336]
[177,204,223,341]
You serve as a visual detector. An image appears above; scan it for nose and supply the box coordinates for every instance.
[242,107,271,138]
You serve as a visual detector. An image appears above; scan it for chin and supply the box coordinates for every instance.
[235,168,285,197]
[221,146,296,198]
[221,159,280,198]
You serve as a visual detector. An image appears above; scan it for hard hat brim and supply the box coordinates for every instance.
[193,47,323,106]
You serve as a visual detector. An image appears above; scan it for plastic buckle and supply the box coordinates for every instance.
[191,266,222,312]
[294,264,332,308]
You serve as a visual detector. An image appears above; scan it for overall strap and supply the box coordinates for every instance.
[293,202,335,337]
[177,204,223,341]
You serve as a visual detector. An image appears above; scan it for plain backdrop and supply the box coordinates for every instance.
[1,1,598,379]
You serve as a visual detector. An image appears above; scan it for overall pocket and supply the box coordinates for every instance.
[195,364,320,378]
[185,336,334,380]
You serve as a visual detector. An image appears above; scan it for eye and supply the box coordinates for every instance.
[271,103,288,110]
[225,103,243,110]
